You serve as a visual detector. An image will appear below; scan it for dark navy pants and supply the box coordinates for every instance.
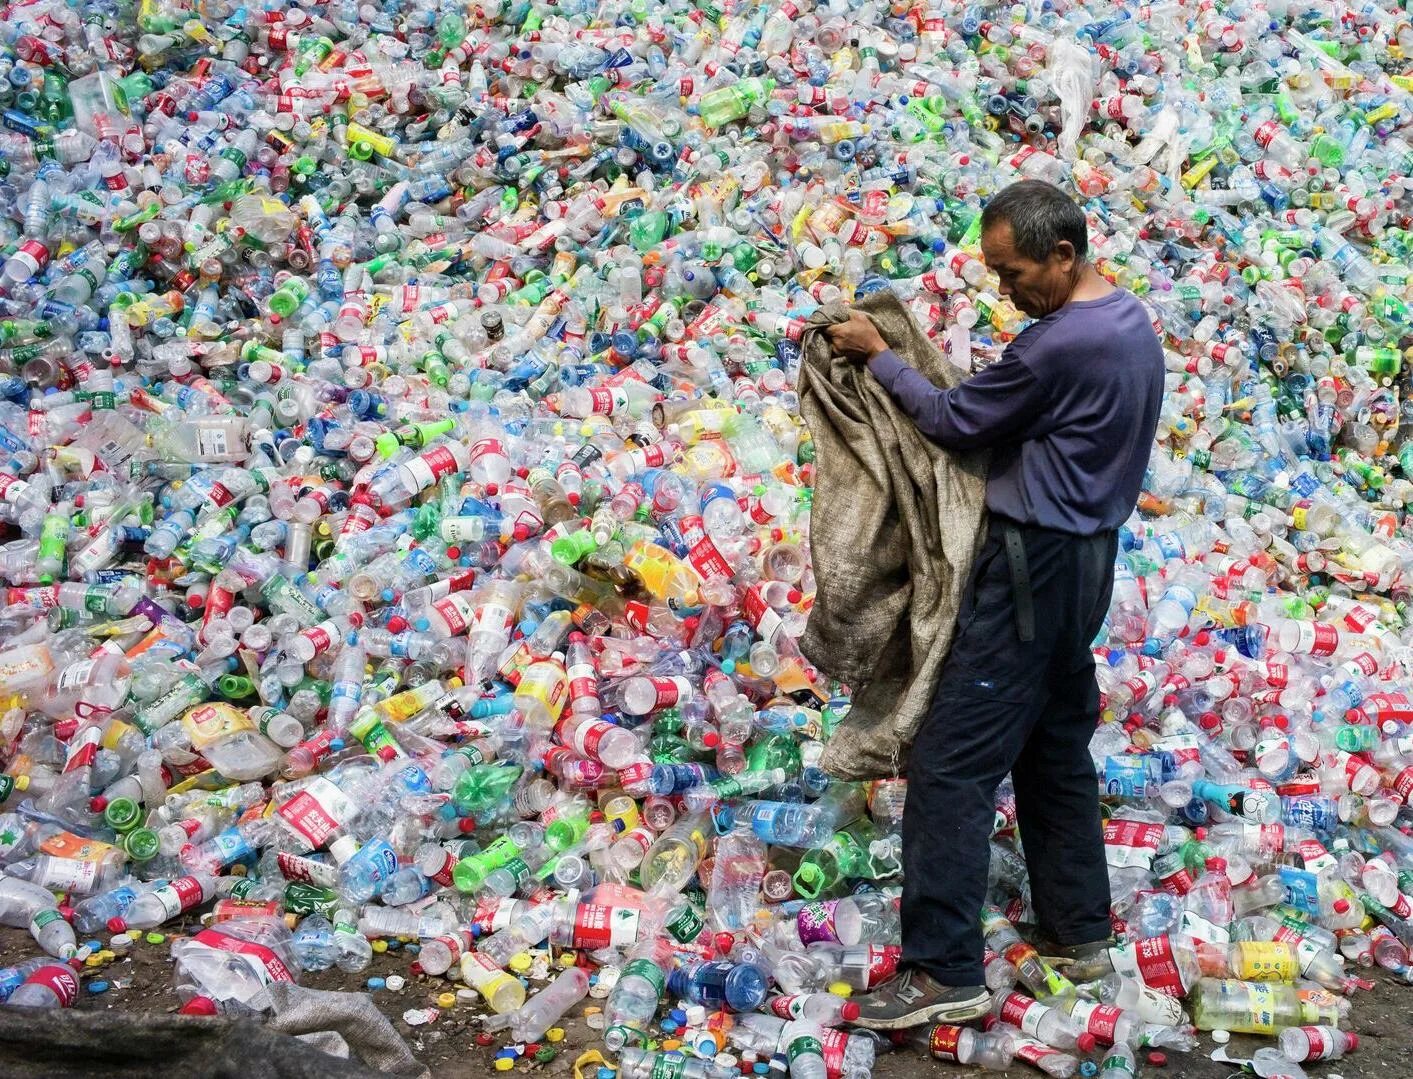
[902,517,1116,984]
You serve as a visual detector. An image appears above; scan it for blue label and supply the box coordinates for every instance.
[1105,755,1159,798]
[1279,866,1322,916]
[1281,796,1337,838]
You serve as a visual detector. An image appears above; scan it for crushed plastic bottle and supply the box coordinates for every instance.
[0,0,1410,1074]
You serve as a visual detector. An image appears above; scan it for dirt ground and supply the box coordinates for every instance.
[4,922,1412,1078]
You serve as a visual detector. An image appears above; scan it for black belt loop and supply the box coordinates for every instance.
[1002,523,1036,643]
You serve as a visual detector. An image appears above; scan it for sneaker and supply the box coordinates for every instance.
[850,967,990,1031]
[1030,935,1115,969]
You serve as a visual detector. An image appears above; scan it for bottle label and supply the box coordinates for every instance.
[1010,1035,1062,1069]
[469,897,522,935]
[621,957,666,999]
[31,855,97,893]
[928,1024,963,1061]
[664,902,704,944]
[155,876,207,920]
[649,1057,685,1079]
[1297,986,1344,1026]
[999,993,1050,1037]
[432,590,478,635]
[1099,1049,1137,1078]
[787,1036,823,1064]
[62,724,103,774]
[571,903,640,949]
[796,900,846,944]
[277,777,353,849]
[554,716,608,760]
[1293,1025,1336,1061]
[1112,936,1188,997]
[40,830,116,865]
[1179,910,1230,946]
[191,926,295,985]
[181,702,255,751]
[1237,980,1280,1034]
[1069,997,1123,1043]
[276,851,340,888]
[1102,818,1164,869]
[861,944,901,987]
[196,427,229,458]
[409,444,464,490]
[25,965,78,1006]
[641,676,692,710]
[355,841,399,887]
[741,584,784,644]
[31,908,65,934]
[1232,942,1299,982]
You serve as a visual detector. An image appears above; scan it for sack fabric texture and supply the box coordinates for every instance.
[798,291,989,780]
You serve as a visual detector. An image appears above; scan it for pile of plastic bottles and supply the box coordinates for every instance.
[1,0,1413,1074]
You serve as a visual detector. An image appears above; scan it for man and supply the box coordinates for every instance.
[824,180,1165,1029]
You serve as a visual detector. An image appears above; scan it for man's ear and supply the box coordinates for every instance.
[1050,240,1077,270]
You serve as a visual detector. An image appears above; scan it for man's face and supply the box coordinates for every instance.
[979,220,1078,319]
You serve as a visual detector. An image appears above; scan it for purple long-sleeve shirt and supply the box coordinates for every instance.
[867,289,1164,535]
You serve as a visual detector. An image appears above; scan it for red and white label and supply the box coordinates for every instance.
[468,897,522,935]
[276,778,352,849]
[1103,819,1165,869]
[63,724,102,774]
[927,1025,964,1061]
[432,590,478,635]
[155,875,208,920]
[276,851,340,888]
[637,676,692,711]
[741,584,785,645]
[191,926,295,985]
[1112,936,1189,997]
[998,992,1051,1038]
[568,903,640,950]
[24,965,78,1006]
[681,515,733,581]
[554,716,611,761]
[1068,998,1124,1044]
[404,444,464,491]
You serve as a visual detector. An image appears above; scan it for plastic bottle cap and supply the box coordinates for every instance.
[1077,1033,1098,1054]
[1334,899,1350,913]
[839,1001,860,1021]
[180,996,218,1016]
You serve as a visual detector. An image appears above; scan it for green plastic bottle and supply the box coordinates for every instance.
[698,77,775,128]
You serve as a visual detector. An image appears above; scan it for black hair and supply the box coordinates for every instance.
[980,180,1089,261]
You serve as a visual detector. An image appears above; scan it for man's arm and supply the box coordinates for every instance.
[865,346,1052,451]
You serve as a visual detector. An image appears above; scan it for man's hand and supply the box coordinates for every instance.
[825,312,888,363]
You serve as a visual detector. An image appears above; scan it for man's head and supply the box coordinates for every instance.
[979,180,1089,318]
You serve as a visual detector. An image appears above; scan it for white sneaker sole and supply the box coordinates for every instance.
[852,992,991,1031]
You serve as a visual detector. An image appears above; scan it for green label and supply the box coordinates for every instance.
[665,903,704,944]
[788,1036,823,1063]
[284,883,339,914]
[650,1057,684,1079]
[621,957,666,998]
[31,908,62,930]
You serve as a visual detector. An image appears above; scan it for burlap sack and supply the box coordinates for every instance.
[798,291,989,779]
